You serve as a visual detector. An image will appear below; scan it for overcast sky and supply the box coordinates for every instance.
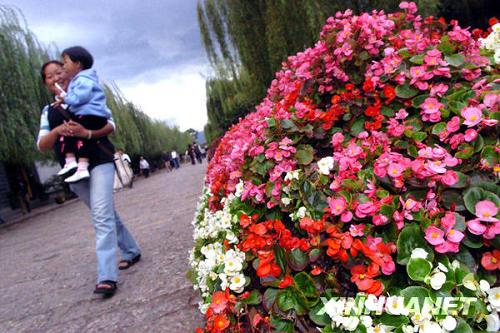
[8,0,209,131]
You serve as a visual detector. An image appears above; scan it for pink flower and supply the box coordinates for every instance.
[440,212,456,231]
[355,201,379,219]
[467,219,487,235]
[464,129,478,142]
[430,83,448,97]
[341,211,353,223]
[445,116,461,133]
[395,108,409,120]
[328,197,347,216]
[420,97,443,123]
[349,224,365,237]
[373,214,389,226]
[461,106,483,127]
[426,160,447,174]
[425,225,445,245]
[441,170,458,186]
[424,49,444,66]
[435,240,460,253]
[331,132,345,147]
[446,229,464,243]
[387,163,405,178]
[475,200,499,222]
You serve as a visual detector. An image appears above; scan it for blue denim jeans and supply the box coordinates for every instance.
[70,162,141,283]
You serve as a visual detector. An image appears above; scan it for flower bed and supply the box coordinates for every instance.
[190,3,500,332]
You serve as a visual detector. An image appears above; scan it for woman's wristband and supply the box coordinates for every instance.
[87,130,92,139]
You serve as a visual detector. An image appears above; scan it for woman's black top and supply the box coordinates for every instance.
[46,104,115,169]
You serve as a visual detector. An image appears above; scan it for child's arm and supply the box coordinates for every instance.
[61,77,94,107]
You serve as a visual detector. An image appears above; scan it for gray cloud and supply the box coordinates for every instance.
[11,0,208,81]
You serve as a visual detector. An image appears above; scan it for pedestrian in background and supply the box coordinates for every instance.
[171,150,180,169]
[139,156,150,178]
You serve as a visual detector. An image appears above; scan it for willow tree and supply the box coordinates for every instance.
[0,5,53,164]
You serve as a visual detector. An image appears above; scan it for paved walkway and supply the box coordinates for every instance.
[0,162,206,332]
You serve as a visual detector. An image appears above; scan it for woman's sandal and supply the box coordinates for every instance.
[118,253,141,270]
[94,280,117,296]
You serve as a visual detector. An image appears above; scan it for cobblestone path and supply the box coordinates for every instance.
[0,162,206,332]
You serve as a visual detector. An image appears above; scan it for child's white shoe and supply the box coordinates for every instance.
[65,169,90,183]
[57,161,78,176]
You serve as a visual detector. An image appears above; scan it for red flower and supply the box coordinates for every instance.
[481,250,500,270]
[278,275,294,288]
[299,217,324,235]
[350,264,383,295]
[212,314,230,332]
[210,291,229,314]
[240,214,251,228]
[362,79,375,93]
[383,85,396,103]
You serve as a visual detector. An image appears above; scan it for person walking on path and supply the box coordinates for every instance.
[187,144,196,165]
[114,149,134,190]
[37,60,141,297]
[139,156,150,178]
[171,150,180,169]
[193,143,203,164]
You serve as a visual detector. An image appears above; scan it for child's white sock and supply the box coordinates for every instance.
[65,156,76,165]
[77,160,89,171]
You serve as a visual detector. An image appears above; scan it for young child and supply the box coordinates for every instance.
[55,46,111,183]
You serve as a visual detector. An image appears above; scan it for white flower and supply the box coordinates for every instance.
[360,315,373,328]
[463,274,477,291]
[225,231,239,244]
[401,325,415,333]
[284,170,300,181]
[281,197,291,206]
[486,312,500,332]
[451,260,460,269]
[297,206,307,218]
[234,180,244,197]
[421,320,442,333]
[324,298,346,318]
[386,296,408,316]
[487,287,500,310]
[229,274,246,293]
[437,262,448,273]
[224,257,242,274]
[411,248,429,260]
[365,294,385,313]
[343,317,360,331]
[367,325,387,333]
[411,312,431,325]
[317,156,334,175]
[495,49,500,64]
[480,280,491,292]
[442,316,457,331]
[430,272,447,290]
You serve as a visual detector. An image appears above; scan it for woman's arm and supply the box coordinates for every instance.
[38,123,67,152]
[66,120,114,138]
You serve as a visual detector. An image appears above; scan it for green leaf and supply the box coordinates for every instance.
[438,35,455,55]
[431,122,447,135]
[270,315,294,333]
[281,119,297,131]
[413,131,427,142]
[294,272,318,298]
[449,172,470,189]
[412,94,430,108]
[407,258,432,281]
[442,190,466,211]
[350,118,365,136]
[455,143,474,159]
[473,134,484,153]
[381,106,395,117]
[309,301,331,326]
[445,54,465,67]
[274,245,287,275]
[295,145,314,165]
[287,249,309,271]
[397,224,434,265]
[276,288,308,315]
[481,145,498,168]
[400,286,431,308]
[409,54,424,64]
[267,118,277,127]
[396,84,419,99]
[378,313,409,327]
[452,318,473,333]
[463,187,484,214]
[242,289,262,305]
[263,288,278,311]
